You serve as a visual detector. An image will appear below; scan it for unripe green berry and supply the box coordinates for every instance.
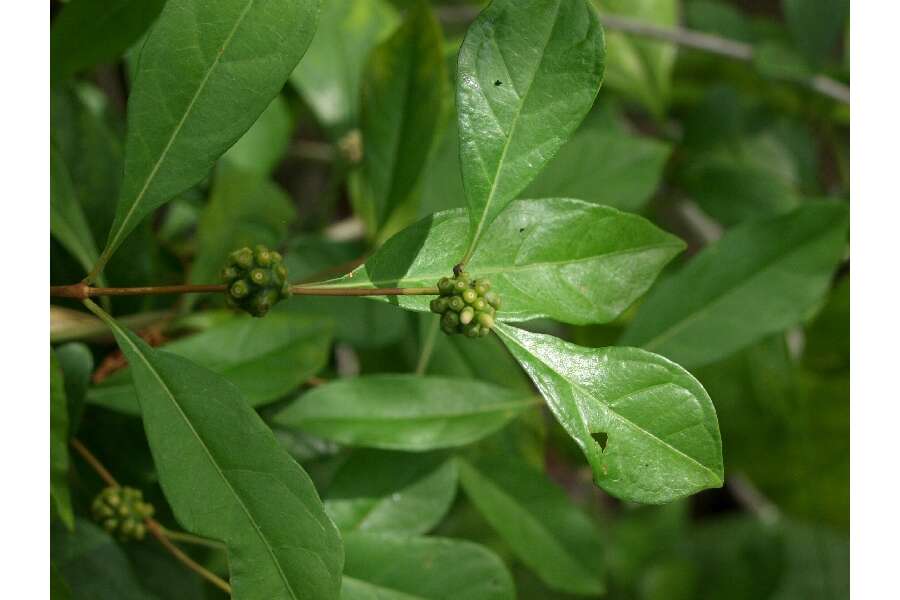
[448,296,465,312]
[474,280,491,295]
[477,312,495,329]
[91,486,154,542]
[231,247,254,269]
[255,245,272,267]
[441,311,460,329]
[438,277,454,294]
[460,306,475,325]
[454,280,467,293]
[230,280,249,299]
[479,326,491,337]
[484,290,501,309]
[250,268,270,286]
[462,289,478,304]
[430,297,449,314]
[472,298,486,311]
[464,322,481,337]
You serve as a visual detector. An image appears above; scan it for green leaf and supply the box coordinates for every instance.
[273,375,538,451]
[496,323,724,503]
[222,95,293,176]
[51,563,71,600]
[680,154,799,227]
[357,0,447,234]
[88,313,332,414]
[50,84,123,244]
[458,456,605,595]
[317,198,683,325]
[621,203,850,368]
[50,0,166,83]
[52,519,157,600]
[55,342,94,436]
[595,0,678,118]
[803,275,849,373]
[85,301,344,599]
[188,166,295,290]
[325,450,457,534]
[523,109,671,212]
[456,0,605,262]
[50,351,73,530]
[51,144,102,278]
[290,0,398,137]
[342,532,515,600]
[783,0,849,66]
[99,0,323,274]
[416,315,532,393]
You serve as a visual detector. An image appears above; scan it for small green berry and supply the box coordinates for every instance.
[230,280,249,299]
[464,322,481,338]
[441,311,460,329]
[478,326,491,337]
[250,268,270,286]
[91,486,154,542]
[477,312,495,329]
[474,280,491,295]
[462,289,478,304]
[484,290,501,309]
[255,245,272,267]
[472,298,486,311]
[448,296,465,312]
[438,277,454,294]
[231,247,254,269]
[460,306,475,325]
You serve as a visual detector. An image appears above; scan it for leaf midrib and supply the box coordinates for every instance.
[107,0,256,255]
[496,325,720,482]
[463,0,564,256]
[105,316,301,599]
[324,241,682,290]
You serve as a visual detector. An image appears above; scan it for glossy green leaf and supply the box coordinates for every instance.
[357,0,447,233]
[99,0,322,272]
[51,144,102,278]
[523,110,671,212]
[456,0,605,261]
[50,351,73,530]
[88,313,332,414]
[342,532,514,600]
[188,166,295,290]
[86,302,343,599]
[621,203,850,368]
[596,0,677,118]
[52,519,156,600]
[316,198,683,325]
[458,456,605,595]
[222,95,293,176]
[496,323,724,503]
[50,0,166,83]
[273,375,538,451]
[783,0,849,66]
[325,450,457,534]
[290,0,398,137]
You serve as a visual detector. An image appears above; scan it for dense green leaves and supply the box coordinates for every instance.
[88,303,343,599]
[290,0,398,137]
[99,0,323,273]
[325,450,457,534]
[523,109,672,212]
[273,375,538,451]
[342,532,515,600]
[50,0,166,84]
[51,145,102,278]
[783,0,849,66]
[496,324,724,503]
[621,203,850,368]
[51,351,73,529]
[357,0,447,234]
[188,166,295,290]
[88,313,332,414]
[456,0,605,261]
[458,456,605,595]
[317,199,683,325]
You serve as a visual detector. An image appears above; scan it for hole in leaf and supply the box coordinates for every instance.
[592,431,608,451]
[494,80,502,86]
[519,227,525,233]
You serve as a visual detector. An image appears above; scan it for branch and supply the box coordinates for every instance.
[438,7,849,105]
[51,282,439,299]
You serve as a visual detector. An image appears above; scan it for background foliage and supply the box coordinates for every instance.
[51,0,849,598]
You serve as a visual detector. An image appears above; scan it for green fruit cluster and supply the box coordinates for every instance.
[91,486,154,542]
[430,273,500,337]
[221,245,289,317]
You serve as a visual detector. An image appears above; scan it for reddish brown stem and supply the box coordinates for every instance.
[51,283,226,299]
